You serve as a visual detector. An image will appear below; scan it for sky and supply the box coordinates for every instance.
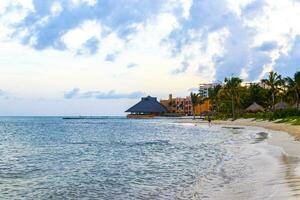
[0,0,300,116]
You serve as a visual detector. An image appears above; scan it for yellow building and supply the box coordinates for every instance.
[160,94,210,116]
[194,100,210,115]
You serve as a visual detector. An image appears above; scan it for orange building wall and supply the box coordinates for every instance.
[160,94,210,116]
[194,99,210,115]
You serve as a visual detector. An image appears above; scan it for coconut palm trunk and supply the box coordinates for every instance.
[284,71,300,109]
[190,92,199,120]
[224,77,242,120]
[192,106,196,119]
[262,71,284,111]
[272,91,275,111]
[231,94,235,119]
[296,90,299,109]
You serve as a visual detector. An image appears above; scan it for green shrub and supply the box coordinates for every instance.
[273,108,300,119]
[240,108,300,121]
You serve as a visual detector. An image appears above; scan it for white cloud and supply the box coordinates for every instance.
[226,0,256,16]
[99,32,125,56]
[179,0,193,19]
[61,20,102,52]
[242,0,300,76]
[0,0,34,41]
[2,0,300,115]
[51,2,63,16]
[128,13,179,54]
[0,0,33,13]
[70,0,97,7]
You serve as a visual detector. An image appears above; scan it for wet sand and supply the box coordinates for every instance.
[214,119,300,141]
[178,118,300,139]
[177,118,300,199]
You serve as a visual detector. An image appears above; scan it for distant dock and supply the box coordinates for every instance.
[62,116,110,120]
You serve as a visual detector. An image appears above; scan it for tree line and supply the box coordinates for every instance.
[191,71,300,119]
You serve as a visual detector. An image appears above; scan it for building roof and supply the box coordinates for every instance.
[293,103,300,109]
[125,96,167,113]
[274,101,289,110]
[246,102,265,113]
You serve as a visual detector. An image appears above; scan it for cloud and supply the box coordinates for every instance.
[255,41,278,52]
[64,88,144,99]
[64,88,80,99]
[71,0,98,7]
[2,0,300,108]
[0,89,13,99]
[242,0,266,19]
[61,20,102,54]
[105,52,119,62]
[172,61,189,75]
[7,0,169,52]
[0,89,6,96]
[51,2,63,16]
[127,63,138,68]
[274,35,300,77]
[82,36,99,55]
[164,0,300,81]
[3,0,274,82]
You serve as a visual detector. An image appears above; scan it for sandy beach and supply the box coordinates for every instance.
[178,118,300,157]
[177,118,300,199]
[178,118,300,140]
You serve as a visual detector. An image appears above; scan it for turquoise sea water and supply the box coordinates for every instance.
[0,117,293,199]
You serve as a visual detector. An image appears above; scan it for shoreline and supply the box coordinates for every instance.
[177,118,300,199]
[177,118,300,158]
[178,118,300,140]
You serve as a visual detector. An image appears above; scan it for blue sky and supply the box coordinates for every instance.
[0,0,300,115]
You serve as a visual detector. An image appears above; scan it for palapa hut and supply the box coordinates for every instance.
[293,103,300,110]
[274,101,289,110]
[125,96,167,118]
[246,102,265,113]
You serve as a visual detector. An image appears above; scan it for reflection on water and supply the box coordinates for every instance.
[0,117,298,199]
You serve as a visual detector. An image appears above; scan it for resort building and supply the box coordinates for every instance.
[194,100,211,115]
[160,94,210,116]
[199,83,220,98]
[160,94,193,115]
[244,82,269,88]
[125,96,167,118]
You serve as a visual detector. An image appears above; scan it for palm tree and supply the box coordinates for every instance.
[208,84,222,112]
[198,95,205,116]
[224,77,243,119]
[190,92,199,119]
[248,83,270,108]
[261,71,284,110]
[285,71,300,109]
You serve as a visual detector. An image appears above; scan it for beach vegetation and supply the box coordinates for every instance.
[261,71,285,110]
[207,71,300,124]
[190,92,199,119]
[220,77,243,119]
[284,71,300,109]
[208,84,222,112]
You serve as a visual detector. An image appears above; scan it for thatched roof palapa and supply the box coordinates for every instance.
[293,103,300,110]
[126,96,167,114]
[246,102,265,113]
[274,101,289,110]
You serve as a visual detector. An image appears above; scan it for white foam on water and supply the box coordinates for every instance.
[185,124,300,200]
[295,164,300,177]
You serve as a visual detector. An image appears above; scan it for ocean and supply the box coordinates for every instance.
[0,117,297,199]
